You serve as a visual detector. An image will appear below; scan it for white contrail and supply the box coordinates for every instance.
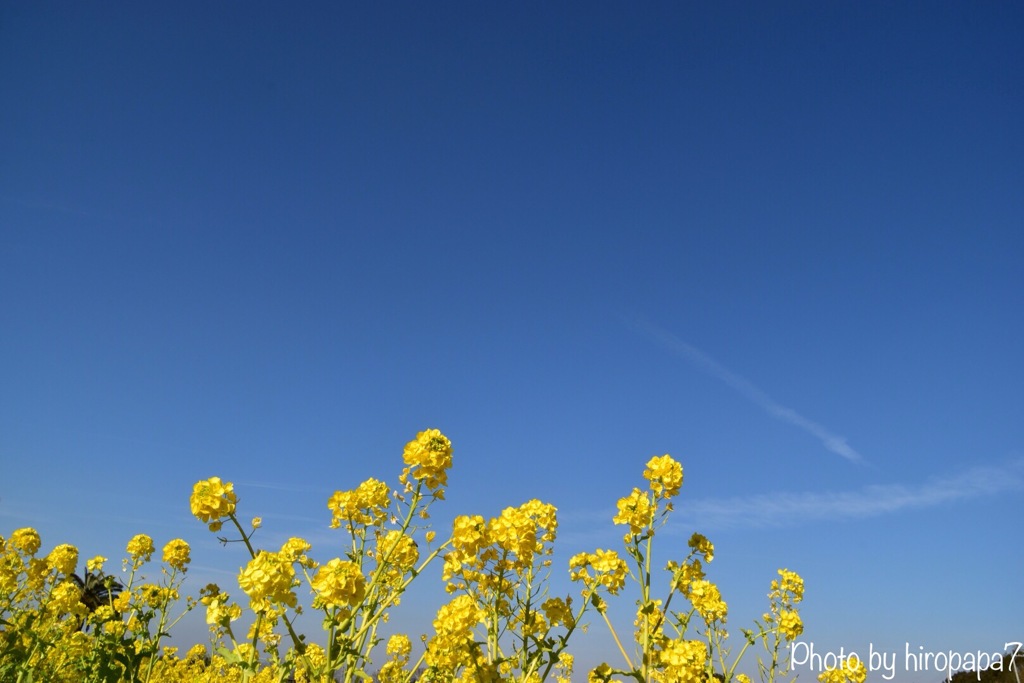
[625,314,862,463]
[674,457,1024,530]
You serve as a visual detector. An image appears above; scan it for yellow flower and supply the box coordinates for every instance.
[818,657,866,683]
[424,594,483,670]
[377,530,419,575]
[10,527,41,555]
[387,633,412,658]
[687,533,714,562]
[643,454,683,498]
[190,476,239,529]
[280,537,313,566]
[126,534,155,563]
[542,597,574,627]
[328,478,390,530]
[451,514,488,556]
[688,579,727,623]
[47,543,78,575]
[771,568,804,603]
[238,551,297,612]
[51,580,85,615]
[612,488,654,535]
[777,609,803,640]
[252,517,263,529]
[556,652,574,683]
[86,555,107,572]
[201,584,241,627]
[658,639,707,683]
[667,558,705,592]
[139,583,178,609]
[311,558,366,609]
[570,549,628,595]
[162,539,191,571]
[400,428,453,491]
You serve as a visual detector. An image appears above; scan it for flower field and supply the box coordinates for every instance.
[1,429,866,683]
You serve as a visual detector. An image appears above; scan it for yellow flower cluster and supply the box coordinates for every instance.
[310,558,366,609]
[200,583,242,629]
[400,428,453,491]
[772,568,805,603]
[162,539,191,572]
[542,596,574,627]
[777,609,803,640]
[10,527,42,555]
[279,537,314,567]
[424,594,484,670]
[555,652,575,683]
[378,634,413,683]
[613,488,654,536]
[656,639,707,683]
[667,557,706,592]
[443,500,557,590]
[488,499,557,569]
[450,515,487,557]
[643,454,684,499]
[138,583,179,609]
[126,533,155,564]
[570,549,629,597]
[47,544,78,575]
[238,551,297,612]
[375,530,418,584]
[327,477,390,531]
[818,656,867,683]
[190,477,238,531]
[687,533,714,562]
[50,580,85,616]
[688,579,728,624]
[764,568,805,642]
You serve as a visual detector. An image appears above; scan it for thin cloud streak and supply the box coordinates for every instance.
[673,458,1024,531]
[624,314,862,463]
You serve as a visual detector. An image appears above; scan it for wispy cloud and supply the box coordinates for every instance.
[623,314,862,463]
[672,457,1024,530]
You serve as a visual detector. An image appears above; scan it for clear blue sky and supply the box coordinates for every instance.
[2,3,1022,680]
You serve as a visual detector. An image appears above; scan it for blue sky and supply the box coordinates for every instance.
[2,2,1022,680]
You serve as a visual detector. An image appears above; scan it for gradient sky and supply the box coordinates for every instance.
[2,3,1022,681]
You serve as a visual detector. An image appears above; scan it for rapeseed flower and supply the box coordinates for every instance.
[425,594,483,670]
[688,579,727,623]
[311,558,366,609]
[818,656,867,683]
[126,533,155,563]
[400,428,453,491]
[657,638,707,683]
[570,549,628,595]
[10,527,41,555]
[772,568,804,603]
[279,537,313,567]
[643,454,683,499]
[238,551,297,612]
[613,488,654,536]
[687,533,714,562]
[328,478,390,530]
[777,609,803,640]
[47,543,78,575]
[190,476,239,530]
[162,538,191,571]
